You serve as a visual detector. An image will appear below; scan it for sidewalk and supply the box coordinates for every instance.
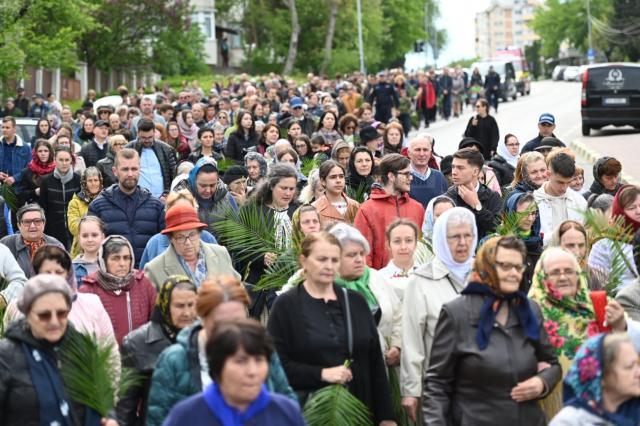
[570,131,640,186]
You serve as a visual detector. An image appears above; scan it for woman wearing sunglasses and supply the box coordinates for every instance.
[0,274,118,426]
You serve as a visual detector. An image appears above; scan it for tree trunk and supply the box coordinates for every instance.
[283,0,300,75]
[320,0,340,75]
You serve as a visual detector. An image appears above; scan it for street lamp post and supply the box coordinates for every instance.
[356,0,366,74]
[586,0,595,64]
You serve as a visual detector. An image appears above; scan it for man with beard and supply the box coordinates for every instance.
[88,148,165,268]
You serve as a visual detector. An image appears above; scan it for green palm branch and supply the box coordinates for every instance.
[303,361,372,426]
[216,157,236,173]
[387,361,414,425]
[301,157,320,177]
[495,203,538,237]
[414,237,433,266]
[210,203,281,264]
[60,332,140,416]
[0,184,19,212]
[582,208,637,297]
[346,181,368,204]
[254,250,302,291]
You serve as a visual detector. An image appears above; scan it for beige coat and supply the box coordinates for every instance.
[400,257,465,397]
[144,242,240,289]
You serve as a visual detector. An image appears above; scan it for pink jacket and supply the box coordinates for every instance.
[79,270,157,344]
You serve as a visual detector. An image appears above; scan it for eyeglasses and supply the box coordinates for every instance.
[173,232,199,245]
[33,309,70,322]
[495,261,526,273]
[546,269,578,279]
[218,116,227,119]
[21,218,45,227]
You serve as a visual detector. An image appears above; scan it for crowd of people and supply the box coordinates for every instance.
[0,69,640,426]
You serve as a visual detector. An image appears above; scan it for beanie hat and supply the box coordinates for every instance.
[222,165,249,186]
[18,274,72,314]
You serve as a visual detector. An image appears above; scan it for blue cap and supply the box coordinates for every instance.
[290,97,304,108]
[538,113,555,125]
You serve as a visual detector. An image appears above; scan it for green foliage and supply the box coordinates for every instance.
[304,360,372,426]
[254,250,302,291]
[447,57,481,69]
[0,184,19,212]
[152,24,209,77]
[0,0,95,93]
[216,158,236,173]
[301,157,320,178]
[60,332,140,416]
[388,366,414,425]
[414,237,434,266]
[346,182,368,204]
[582,208,637,297]
[531,0,614,58]
[495,203,538,237]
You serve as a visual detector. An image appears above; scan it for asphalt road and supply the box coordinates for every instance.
[415,79,640,187]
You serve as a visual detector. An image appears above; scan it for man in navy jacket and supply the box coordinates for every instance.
[88,148,165,268]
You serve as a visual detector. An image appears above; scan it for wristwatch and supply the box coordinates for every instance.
[474,203,482,212]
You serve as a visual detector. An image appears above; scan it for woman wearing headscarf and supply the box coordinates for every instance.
[529,247,627,418]
[423,236,561,426]
[67,166,103,257]
[588,184,640,290]
[79,235,157,344]
[401,207,477,422]
[0,274,118,426]
[504,191,543,292]
[551,333,640,426]
[177,109,200,151]
[147,276,297,426]
[421,195,455,242]
[488,133,520,187]
[117,275,198,426]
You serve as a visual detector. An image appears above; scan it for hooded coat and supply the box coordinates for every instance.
[583,156,622,201]
[187,157,238,230]
[354,185,425,269]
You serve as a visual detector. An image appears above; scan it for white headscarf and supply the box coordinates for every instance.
[432,207,478,283]
[422,195,455,240]
[497,138,519,168]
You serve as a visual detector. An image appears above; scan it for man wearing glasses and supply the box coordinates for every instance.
[126,118,177,199]
[0,204,63,278]
[354,153,425,269]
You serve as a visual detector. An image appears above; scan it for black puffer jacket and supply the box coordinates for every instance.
[125,140,177,195]
[39,171,82,250]
[0,320,92,426]
[117,321,173,426]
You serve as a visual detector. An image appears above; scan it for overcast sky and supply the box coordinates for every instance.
[435,0,491,66]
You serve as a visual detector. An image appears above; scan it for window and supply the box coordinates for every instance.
[192,11,215,40]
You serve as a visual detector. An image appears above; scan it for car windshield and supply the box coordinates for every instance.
[588,66,640,92]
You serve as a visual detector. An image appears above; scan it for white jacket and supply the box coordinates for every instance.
[368,268,403,354]
[533,186,587,246]
[400,257,465,397]
[0,244,28,304]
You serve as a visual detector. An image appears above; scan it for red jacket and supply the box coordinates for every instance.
[354,187,425,269]
[79,270,157,344]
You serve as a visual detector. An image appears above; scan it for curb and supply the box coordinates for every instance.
[570,138,640,187]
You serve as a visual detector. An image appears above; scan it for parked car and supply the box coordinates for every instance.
[563,66,582,81]
[581,63,640,136]
[15,117,38,144]
[552,65,568,81]
[471,59,518,101]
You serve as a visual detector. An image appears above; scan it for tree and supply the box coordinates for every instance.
[0,0,95,93]
[380,0,427,68]
[531,0,613,59]
[80,0,207,76]
[283,0,300,74]
[320,0,340,74]
[605,0,640,61]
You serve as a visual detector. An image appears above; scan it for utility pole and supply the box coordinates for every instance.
[356,0,366,74]
[586,0,595,64]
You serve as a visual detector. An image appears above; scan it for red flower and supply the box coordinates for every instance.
[544,280,563,300]
[544,320,559,336]
[578,357,600,382]
[549,335,565,348]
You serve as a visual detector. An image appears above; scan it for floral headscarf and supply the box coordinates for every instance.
[150,275,197,341]
[78,166,103,203]
[564,334,640,426]
[529,249,599,361]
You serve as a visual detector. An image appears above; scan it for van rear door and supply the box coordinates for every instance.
[586,65,640,108]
